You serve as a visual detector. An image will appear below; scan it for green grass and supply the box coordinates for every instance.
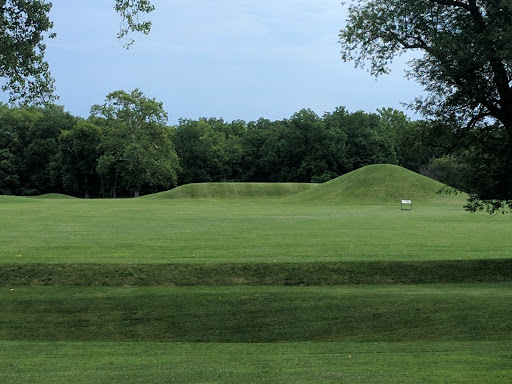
[3,259,512,286]
[33,193,77,199]
[1,197,511,264]
[2,165,512,383]
[144,182,317,199]
[2,340,511,384]
[290,164,465,204]
[2,284,511,342]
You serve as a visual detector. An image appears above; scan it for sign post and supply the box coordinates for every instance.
[401,199,412,211]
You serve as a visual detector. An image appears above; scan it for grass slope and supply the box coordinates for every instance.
[143,182,317,200]
[2,284,511,342]
[33,193,77,199]
[3,259,512,286]
[291,164,465,204]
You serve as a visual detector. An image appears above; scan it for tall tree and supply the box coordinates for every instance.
[57,120,102,198]
[339,0,512,210]
[92,89,179,197]
[1,1,154,104]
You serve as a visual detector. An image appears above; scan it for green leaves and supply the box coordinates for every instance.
[58,121,102,198]
[114,0,155,48]
[339,0,512,201]
[92,89,179,197]
[0,0,56,105]
[1,1,155,105]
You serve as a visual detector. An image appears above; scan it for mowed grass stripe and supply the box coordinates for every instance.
[2,284,511,343]
[2,259,512,286]
[2,340,511,384]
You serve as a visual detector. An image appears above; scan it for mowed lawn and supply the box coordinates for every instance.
[2,340,511,384]
[2,284,512,383]
[2,190,512,383]
[1,196,511,263]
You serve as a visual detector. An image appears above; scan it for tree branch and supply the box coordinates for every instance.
[430,0,472,11]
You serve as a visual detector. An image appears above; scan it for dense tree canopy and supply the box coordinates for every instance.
[2,99,441,198]
[339,0,512,211]
[0,104,75,194]
[0,0,154,104]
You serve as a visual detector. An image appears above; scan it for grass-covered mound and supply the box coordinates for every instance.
[291,164,465,204]
[33,193,77,199]
[143,182,317,200]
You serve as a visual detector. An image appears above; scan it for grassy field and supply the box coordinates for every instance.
[2,341,511,384]
[1,194,511,265]
[1,165,511,383]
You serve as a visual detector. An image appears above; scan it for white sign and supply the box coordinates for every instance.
[401,200,412,204]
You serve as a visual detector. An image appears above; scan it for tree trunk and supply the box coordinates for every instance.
[83,174,89,199]
[112,174,117,198]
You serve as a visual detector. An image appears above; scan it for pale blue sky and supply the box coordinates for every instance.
[3,0,422,124]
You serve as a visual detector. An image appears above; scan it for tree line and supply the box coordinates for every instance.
[2,1,512,211]
[1,89,471,198]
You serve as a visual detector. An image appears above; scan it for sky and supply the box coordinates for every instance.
[2,0,423,125]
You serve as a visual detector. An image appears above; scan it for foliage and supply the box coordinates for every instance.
[282,109,340,182]
[0,147,18,194]
[115,0,155,47]
[57,121,102,198]
[0,104,76,195]
[1,1,154,104]
[339,0,512,207]
[421,155,464,190]
[0,0,56,104]
[0,102,450,197]
[91,89,179,197]
[174,118,232,184]
[378,108,432,172]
